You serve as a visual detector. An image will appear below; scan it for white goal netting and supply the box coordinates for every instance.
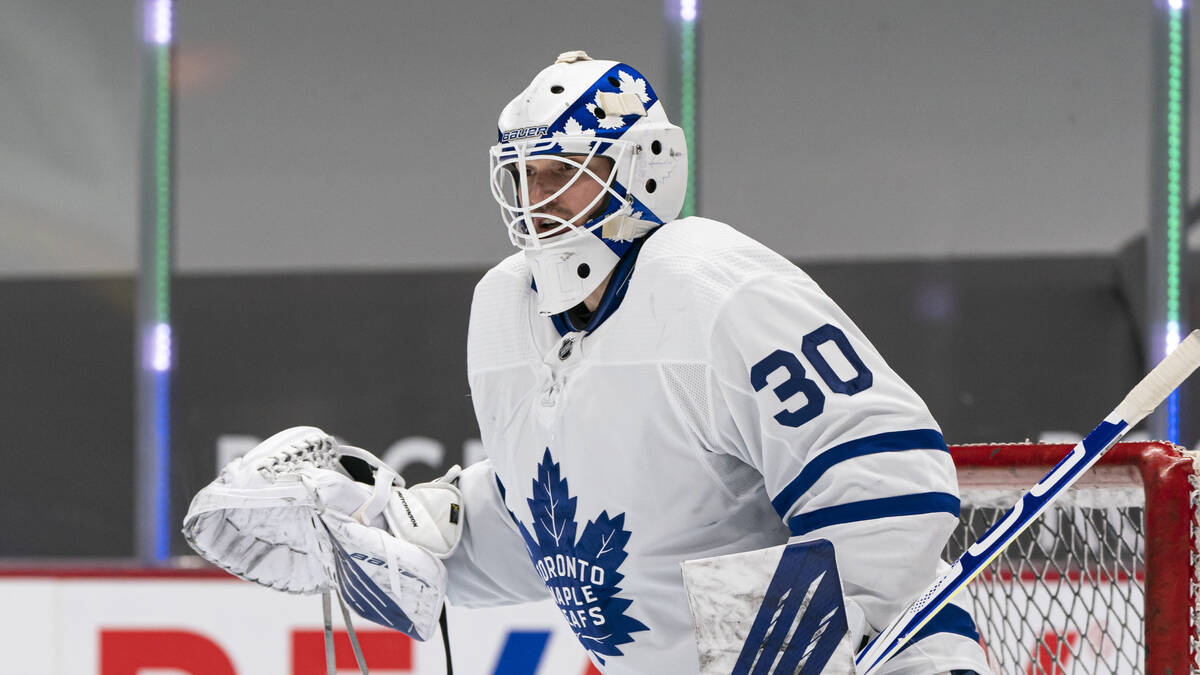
[943,443,1200,675]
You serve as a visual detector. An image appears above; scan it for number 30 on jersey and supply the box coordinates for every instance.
[749,324,874,428]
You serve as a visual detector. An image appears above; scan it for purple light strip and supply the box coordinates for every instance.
[1166,320,1182,352]
[151,0,172,44]
[680,0,697,21]
[152,323,172,372]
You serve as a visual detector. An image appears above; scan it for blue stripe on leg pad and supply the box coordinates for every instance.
[732,539,849,675]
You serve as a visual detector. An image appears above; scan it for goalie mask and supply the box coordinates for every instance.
[489,51,688,315]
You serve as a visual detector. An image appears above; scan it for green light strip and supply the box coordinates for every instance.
[1164,8,1184,328]
[155,44,171,323]
[680,19,696,218]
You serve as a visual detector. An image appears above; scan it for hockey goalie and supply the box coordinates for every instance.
[184,51,992,674]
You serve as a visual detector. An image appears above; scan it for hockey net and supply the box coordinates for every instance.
[944,442,1200,674]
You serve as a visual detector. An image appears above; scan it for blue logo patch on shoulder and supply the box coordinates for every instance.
[734,539,849,675]
[511,449,649,664]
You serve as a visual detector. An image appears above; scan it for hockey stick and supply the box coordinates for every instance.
[855,329,1200,674]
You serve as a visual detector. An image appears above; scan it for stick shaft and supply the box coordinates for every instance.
[855,330,1200,673]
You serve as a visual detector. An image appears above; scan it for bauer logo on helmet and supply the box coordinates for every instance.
[499,125,551,143]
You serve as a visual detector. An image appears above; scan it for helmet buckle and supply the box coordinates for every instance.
[602,214,655,243]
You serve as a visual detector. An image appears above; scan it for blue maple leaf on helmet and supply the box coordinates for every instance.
[512,449,650,662]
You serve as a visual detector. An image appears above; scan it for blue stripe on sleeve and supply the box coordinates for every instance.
[786,492,961,536]
[771,429,949,519]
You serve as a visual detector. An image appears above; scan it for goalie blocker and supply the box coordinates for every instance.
[182,427,465,644]
[682,540,984,674]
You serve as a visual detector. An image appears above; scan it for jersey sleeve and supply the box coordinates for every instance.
[706,270,982,662]
[442,460,550,608]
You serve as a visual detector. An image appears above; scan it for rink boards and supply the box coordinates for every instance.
[0,572,594,675]
[0,571,1142,673]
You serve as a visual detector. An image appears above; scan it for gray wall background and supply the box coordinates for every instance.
[1,0,1198,278]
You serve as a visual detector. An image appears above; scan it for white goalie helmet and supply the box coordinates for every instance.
[489,51,688,315]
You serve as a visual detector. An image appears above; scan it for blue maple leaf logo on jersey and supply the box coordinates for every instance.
[511,449,649,663]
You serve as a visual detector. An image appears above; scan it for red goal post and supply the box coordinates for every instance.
[947,441,1199,674]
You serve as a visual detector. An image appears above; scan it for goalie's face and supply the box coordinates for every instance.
[520,155,614,236]
[490,142,625,248]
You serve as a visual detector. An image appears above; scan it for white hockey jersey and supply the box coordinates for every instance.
[446,218,991,674]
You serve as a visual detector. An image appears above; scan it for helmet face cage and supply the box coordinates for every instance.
[489,138,635,251]
[488,55,688,314]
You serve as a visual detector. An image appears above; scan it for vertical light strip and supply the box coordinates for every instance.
[138,0,174,563]
[153,0,173,563]
[1163,0,1186,442]
[679,0,698,217]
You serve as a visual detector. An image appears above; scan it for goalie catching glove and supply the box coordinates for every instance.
[182,426,464,641]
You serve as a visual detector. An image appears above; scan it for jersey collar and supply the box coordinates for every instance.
[549,229,656,337]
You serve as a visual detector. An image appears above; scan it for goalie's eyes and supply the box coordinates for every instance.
[523,162,576,178]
